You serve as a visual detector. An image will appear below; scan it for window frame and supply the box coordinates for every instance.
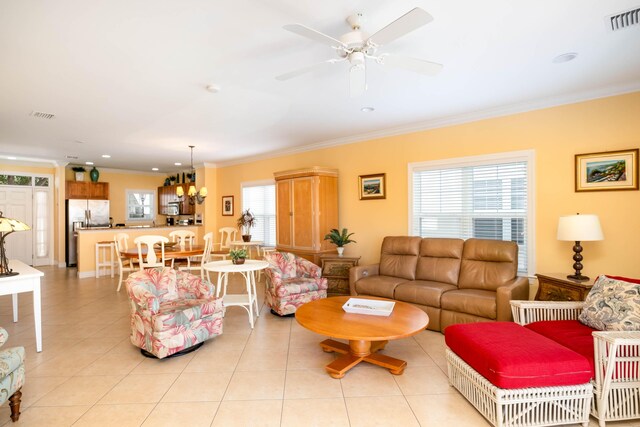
[408,150,536,276]
[240,179,276,247]
[125,189,155,222]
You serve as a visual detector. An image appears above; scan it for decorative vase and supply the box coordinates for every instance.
[90,167,99,182]
[232,258,246,265]
[242,235,251,242]
[337,247,345,257]
[75,172,84,181]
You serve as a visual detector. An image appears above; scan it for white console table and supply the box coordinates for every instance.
[0,260,43,352]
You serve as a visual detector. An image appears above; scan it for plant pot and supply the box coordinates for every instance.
[232,258,246,265]
[242,235,251,242]
[337,247,345,257]
[75,172,84,181]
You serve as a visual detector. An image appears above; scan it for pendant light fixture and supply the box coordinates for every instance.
[176,145,207,204]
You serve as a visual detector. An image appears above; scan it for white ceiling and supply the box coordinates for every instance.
[1,0,639,172]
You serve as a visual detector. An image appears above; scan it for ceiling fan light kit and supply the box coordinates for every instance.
[277,7,443,97]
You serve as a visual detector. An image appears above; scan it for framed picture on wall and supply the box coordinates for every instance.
[222,195,234,216]
[575,148,639,192]
[358,173,386,200]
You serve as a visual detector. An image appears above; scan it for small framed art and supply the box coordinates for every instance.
[358,173,386,200]
[222,195,234,216]
[575,149,638,192]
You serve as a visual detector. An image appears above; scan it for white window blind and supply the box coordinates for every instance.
[410,151,534,275]
[126,190,154,221]
[242,182,276,246]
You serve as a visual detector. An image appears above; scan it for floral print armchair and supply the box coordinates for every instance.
[125,268,224,358]
[264,252,328,316]
[0,328,25,422]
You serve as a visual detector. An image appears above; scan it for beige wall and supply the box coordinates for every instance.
[210,92,640,278]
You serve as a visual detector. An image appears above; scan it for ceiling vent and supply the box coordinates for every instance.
[607,7,640,31]
[29,111,56,120]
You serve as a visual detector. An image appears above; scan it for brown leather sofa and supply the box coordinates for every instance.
[349,236,529,332]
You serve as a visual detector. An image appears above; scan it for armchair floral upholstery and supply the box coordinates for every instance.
[264,252,328,316]
[0,328,24,422]
[125,268,224,358]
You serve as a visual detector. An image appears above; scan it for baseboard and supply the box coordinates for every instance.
[77,270,96,279]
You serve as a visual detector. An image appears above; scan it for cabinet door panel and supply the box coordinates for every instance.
[276,180,292,247]
[292,177,314,249]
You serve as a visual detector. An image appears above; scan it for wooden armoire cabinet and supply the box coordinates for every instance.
[274,167,338,265]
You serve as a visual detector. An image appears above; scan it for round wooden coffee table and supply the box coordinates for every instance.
[295,296,429,379]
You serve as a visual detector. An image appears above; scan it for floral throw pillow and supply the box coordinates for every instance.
[579,275,640,331]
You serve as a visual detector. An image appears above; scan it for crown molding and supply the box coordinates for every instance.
[0,156,63,167]
[215,84,640,168]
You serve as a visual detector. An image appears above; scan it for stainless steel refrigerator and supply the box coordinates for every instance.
[65,199,110,267]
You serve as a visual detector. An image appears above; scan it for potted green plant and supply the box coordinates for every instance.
[71,166,86,181]
[324,228,356,256]
[229,248,248,265]
[237,209,256,242]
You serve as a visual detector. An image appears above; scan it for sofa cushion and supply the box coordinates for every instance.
[440,289,497,319]
[379,236,421,280]
[415,238,464,285]
[394,280,458,308]
[458,239,518,291]
[579,275,640,331]
[445,322,593,389]
[354,275,408,299]
[525,320,596,376]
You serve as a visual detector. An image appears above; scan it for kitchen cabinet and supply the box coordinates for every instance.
[157,184,194,215]
[275,167,338,265]
[66,181,109,200]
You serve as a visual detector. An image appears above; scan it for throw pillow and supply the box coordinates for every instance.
[579,275,640,331]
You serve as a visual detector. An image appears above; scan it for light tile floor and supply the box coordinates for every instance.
[0,266,635,426]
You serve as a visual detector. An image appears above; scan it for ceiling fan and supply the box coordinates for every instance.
[276,7,443,98]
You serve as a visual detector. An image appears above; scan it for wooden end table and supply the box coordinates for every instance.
[535,273,593,301]
[295,296,429,379]
[320,255,360,296]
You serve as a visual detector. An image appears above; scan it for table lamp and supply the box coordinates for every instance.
[557,213,603,282]
[0,211,31,277]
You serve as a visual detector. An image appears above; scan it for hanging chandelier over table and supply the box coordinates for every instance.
[176,145,207,205]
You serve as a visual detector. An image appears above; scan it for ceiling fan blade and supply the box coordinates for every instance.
[283,24,346,48]
[368,8,433,47]
[381,54,443,76]
[349,64,366,98]
[275,59,342,81]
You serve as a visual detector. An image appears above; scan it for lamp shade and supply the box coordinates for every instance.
[557,214,604,241]
[176,186,184,197]
[188,185,197,197]
[0,216,31,233]
[199,187,208,198]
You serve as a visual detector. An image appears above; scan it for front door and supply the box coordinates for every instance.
[0,186,33,265]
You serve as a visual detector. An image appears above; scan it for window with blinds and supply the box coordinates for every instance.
[242,182,276,246]
[409,151,534,275]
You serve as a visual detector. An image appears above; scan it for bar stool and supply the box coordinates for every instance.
[95,241,115,278]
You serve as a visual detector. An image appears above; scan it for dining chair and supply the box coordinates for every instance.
[169,230,196,269]
[178,232,214,281]
[210,227,237,261]
[134,235,169,270]
[113,234,136,292]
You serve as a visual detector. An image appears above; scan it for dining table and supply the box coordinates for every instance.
[121,243,206,260]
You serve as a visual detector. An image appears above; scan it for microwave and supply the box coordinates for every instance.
[164,203,179,216]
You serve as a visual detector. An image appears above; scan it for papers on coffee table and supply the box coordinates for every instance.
[342,298,395,317]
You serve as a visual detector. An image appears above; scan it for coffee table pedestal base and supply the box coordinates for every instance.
[320,339,407,379]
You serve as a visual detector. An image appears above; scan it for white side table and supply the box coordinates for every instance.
[0,260,43,352]
[203,260,268,328]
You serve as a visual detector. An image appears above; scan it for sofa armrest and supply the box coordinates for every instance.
[510,300,585,325]
[349,264,379,295]
[495,277,530,321]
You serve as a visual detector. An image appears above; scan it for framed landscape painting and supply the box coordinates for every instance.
[359,173,386,200]
[575,149,639,192]
[222,195,234,216]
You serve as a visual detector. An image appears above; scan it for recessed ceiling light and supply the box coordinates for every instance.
[85,161,94,165]
[206,84,221,93]
[552,52,578,64]
[101,154,111,158]
[360,107,375,113]
[152,167,159,171]
[174,162,182,166]
[7,156,16,160]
